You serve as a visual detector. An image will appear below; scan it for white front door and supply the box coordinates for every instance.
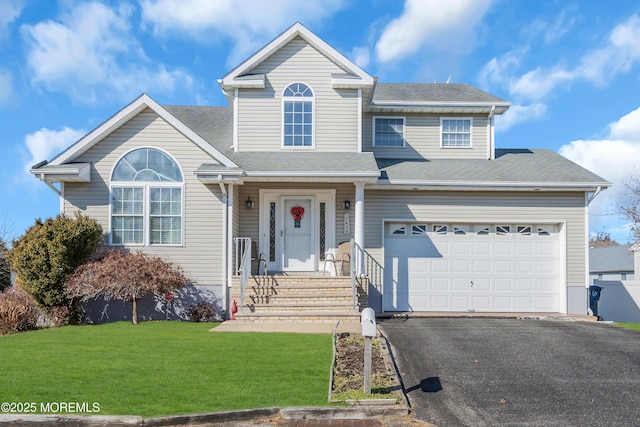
[282,197,315,271]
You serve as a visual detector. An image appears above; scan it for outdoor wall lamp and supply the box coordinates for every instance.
[246,197,254,209]
[343,200,351,210]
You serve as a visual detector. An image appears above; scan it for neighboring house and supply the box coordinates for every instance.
[31,23,611,320]
[589,245,634,283]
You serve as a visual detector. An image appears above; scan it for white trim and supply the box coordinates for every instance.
[357,89,362,153]
[370,180,610,190]
[371,100,510,108]
[49,94,237,168]
[233,88,239,152]
[59,182,65,214]
[220,23,373,91]
[440,117,473,149]
[109,146,184,183]
[372,116,406,148]
[259,189,336,273]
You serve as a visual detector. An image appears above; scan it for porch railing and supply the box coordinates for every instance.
[350,238,357,311]
[234,237,252,313]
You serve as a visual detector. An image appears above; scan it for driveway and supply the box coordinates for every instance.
[379,318,640,427]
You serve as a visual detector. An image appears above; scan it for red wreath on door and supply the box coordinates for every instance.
[290,206,305,221]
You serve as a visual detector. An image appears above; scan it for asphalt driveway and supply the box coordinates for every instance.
[379,318,640,427]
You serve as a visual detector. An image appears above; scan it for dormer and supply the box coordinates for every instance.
[364,83,510,160]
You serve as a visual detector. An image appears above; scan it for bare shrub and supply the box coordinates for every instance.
[188,302,217,322]
[0,287,39,335]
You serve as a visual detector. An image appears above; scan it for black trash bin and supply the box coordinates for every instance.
[589,285,603,318]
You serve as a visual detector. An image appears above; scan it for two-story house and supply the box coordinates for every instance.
[31,23,610,321]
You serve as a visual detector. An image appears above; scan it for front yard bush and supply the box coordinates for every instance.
[9,213,102,324]
[0,287,39,335]
[188,301,217,322]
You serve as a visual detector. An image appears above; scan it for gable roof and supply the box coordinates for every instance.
[590,245,634,273]
[374,149,611,190]
[369,83,510,114]
[46,94,237,168]
[219,22,374,92]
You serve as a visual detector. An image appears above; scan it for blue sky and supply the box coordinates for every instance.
[1,0,640,243]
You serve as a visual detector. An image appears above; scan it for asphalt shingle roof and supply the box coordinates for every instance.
[590,245,634,273]
[372,83,508,104]
[377,149,610,185]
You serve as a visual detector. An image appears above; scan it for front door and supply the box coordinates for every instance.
[282,197,315,271]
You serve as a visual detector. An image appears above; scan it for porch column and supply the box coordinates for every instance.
[354,181,365,276]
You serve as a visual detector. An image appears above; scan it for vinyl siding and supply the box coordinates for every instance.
[237,37,359,152]
[63,109,225,287]
[363,113,489,159]
[363,190,587,289]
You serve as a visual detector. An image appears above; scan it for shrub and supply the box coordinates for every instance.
[0,238,9,292]
[9,213,102,323]
[66,249,189,325]
[0,287,39,335]
[188,302,217,322]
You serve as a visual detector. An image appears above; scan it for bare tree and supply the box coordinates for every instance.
[618,176,640,243]
[589,228,619,248]
[65,249,189,325]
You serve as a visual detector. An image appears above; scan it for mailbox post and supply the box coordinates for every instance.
[361,308,376,394]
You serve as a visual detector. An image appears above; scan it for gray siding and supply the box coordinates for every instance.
[63,109,225,287]
[363,190,587,289]
[237,37,359,152]
[363,113,489,159]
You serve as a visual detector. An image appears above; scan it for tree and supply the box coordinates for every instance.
[0,239,10,291]
[65,249,189,325]
[618,175,640,243]
[9,213,102,322]
[589,228,619,248]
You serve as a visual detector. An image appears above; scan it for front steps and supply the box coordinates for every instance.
[230,276,365,323]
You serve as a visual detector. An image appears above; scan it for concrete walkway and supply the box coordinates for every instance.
[211,321,363,334]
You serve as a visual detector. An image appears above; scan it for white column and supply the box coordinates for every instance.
[227,184,234,285]
[354,181,365,275]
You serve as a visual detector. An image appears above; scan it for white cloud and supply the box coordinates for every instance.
[0,0,23,38]
[140,0,346,68]
[375,0,494,63]
[478,48,527,89]
[522,9,576,44]
[0,69,12,104]
[495,103,546,132]
[559,107,640,242]
[350,46,370,69]
[22,2,193,103]
[508,66,574,102]
[23,127,86,177]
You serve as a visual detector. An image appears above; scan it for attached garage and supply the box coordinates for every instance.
[383,222,561,312]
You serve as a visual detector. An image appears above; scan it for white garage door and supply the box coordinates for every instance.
[383,223,560,312]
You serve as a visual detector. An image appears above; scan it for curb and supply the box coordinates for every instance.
[0,404,409,426]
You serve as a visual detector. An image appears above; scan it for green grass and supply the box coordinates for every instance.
[0,322,333,417]
[616,323,640,331]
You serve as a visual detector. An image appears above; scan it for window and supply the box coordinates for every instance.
[373,117,405,147]
[283,83,313,147]
[110,148,183,246]
[441,118,472,148]
[497,225,511,235]
[433,225,448,234]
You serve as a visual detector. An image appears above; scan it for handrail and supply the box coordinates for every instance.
[363,249,383,311]
[350,238,357,311]
[234,237,252,313]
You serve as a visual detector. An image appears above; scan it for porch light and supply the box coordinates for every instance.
[343,200,351,210]
[245,197,254,209]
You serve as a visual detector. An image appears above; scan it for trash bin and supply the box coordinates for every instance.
[588,285,603,317]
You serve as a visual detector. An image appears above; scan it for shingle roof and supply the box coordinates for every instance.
[377,149,611,187]
[372,83,508,104]
[590,245,634,273]
[164,105,233,155]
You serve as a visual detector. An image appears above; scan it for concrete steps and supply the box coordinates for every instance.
[230,275,364,323]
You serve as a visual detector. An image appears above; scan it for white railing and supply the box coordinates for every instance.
[350,238,358,311]
[234,237,252,313]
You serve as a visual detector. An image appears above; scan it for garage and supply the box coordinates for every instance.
[383,222,560,312]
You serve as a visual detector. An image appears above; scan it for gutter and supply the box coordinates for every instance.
[487,105,496,160]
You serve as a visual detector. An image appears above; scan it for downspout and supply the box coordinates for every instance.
[587,186,603,204]
[38,173,61,196]
[487,105,496,160]
[218,175,228,318]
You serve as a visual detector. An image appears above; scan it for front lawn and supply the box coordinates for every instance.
[616,323,640,331]
[0,322,332,417]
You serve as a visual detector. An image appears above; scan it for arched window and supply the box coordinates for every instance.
[110,148,183,246]
[283,83,314,147]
